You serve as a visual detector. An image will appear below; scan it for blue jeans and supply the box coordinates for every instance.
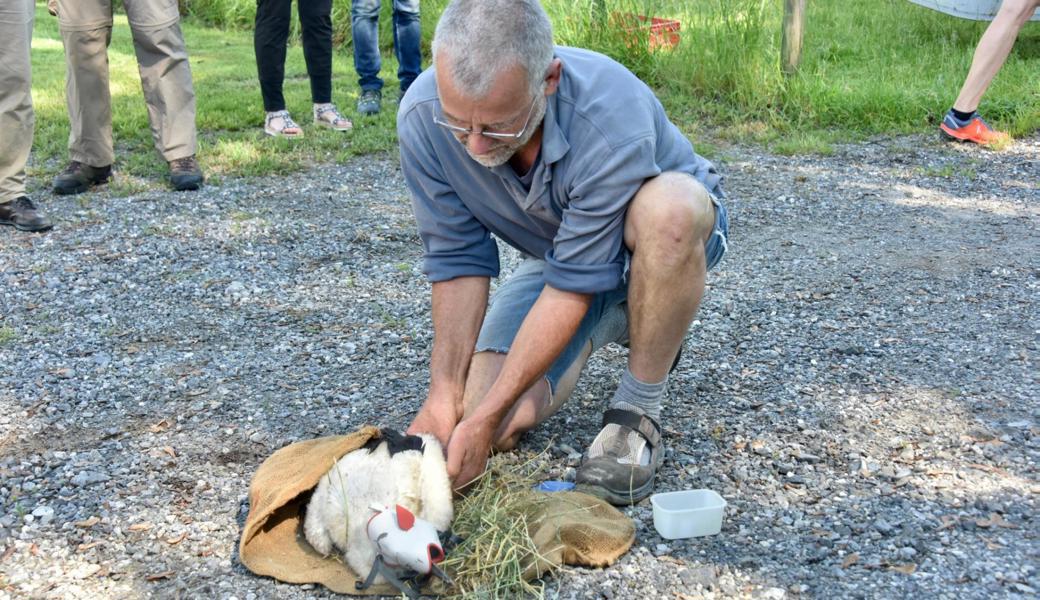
[351,0,421,92]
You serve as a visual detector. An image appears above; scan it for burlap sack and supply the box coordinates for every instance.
[239,427,635,595]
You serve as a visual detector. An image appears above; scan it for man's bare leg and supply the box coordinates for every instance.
[461,342,591,451]
[576,172,716,505]
[624,172,716,384]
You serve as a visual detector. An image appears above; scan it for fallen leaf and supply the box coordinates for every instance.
[165,532,188,545]
[980,535,1003,550]
[976,513,1016,530]
[966,463,1010,476]
[128,522,154,532]
[29,543,40,556]
[842,552,859,568]
[939,515,959,530]
[161,446,176,458]
[888,563,917,575]
[75,517,101,528]
[77,542,104,552]
[733,440,747,451]
[1,545,14,562]
[197,549,214,557]
[145,571,175,581]
[148,419,171,433]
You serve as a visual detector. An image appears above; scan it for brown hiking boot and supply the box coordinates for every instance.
[169,155,204,191]
[0,197,53,232]
[53,161,112,195]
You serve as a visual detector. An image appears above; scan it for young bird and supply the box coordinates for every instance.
[303,429,453,582]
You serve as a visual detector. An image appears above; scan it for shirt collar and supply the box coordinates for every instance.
[541,92,569,165]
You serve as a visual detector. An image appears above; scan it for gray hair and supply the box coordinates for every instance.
[432,0,555,98]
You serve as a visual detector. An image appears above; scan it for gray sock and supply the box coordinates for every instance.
[609,368,666,421]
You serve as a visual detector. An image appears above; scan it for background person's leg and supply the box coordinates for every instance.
[351,0,383,92]
[0,0,35,204]
[299,0,334,104]
[952,0,1040,113]
[392,0,421,94]
[124,0,197,164]
[254,0,292,112]
[56,0,115,169]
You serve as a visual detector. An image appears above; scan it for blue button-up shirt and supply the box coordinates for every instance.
[397,46,723,294]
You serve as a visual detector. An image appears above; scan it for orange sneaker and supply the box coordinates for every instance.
[939,112,1009,146]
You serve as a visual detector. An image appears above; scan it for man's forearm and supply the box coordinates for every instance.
[427,276,490,407]
[469,285,592,426]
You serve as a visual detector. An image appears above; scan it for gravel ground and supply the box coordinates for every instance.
[1,133,1037,600]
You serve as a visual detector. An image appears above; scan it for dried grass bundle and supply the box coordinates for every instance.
[439,453,556,599]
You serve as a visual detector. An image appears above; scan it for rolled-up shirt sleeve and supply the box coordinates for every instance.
[399,121,500,282]
[543,134,661,293]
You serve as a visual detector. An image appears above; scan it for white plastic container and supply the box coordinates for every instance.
[650,489,727,539]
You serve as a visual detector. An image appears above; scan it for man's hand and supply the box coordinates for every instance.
[445,417,495,490]
[406,398,459,449]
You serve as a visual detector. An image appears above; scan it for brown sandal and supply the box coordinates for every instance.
[576,408,664,505]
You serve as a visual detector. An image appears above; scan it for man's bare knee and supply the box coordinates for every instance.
[625,172,715,255]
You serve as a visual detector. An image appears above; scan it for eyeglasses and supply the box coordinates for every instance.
[433,94,540,141]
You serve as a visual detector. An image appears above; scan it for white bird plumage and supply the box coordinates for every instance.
[303,432,453,582]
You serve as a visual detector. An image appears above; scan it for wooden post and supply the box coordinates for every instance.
[782,0,807,75]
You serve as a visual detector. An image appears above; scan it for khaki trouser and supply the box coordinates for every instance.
[0,0,34,204]
[56,0,197,166]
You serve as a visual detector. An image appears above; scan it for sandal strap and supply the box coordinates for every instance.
[315,105,347,123]
[601,408,661,449]
[267,110,300,130]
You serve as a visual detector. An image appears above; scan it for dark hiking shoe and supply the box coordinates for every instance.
[0,197,53,232]
[169,156,204,191]
[576,408,664,505]
[357,89,382,116]
[53,161,111,195]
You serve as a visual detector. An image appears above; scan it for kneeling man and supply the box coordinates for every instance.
[400,0,729,505]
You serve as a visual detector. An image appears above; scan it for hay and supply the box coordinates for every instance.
[439,452,555,599]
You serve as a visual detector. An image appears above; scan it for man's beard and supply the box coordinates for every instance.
[464,95,547,168]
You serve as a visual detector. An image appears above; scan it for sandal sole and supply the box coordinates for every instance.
[264,129,304,138]
[575,475,656,506]
[314,121,352,132]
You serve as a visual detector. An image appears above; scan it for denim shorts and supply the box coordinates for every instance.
[476,195,729,393]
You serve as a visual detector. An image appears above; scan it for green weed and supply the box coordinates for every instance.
[26,0,1039,189]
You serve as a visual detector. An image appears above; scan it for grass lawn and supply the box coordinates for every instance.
[27,0,1040,183]
[29,1,400,185]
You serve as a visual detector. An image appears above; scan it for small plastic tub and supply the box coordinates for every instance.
[650,489,727,539]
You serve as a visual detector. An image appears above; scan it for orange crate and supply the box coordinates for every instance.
[615,13,681,50]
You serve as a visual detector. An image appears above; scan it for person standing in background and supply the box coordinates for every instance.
[940,0,1040,145]
[52,0,204,194]
[254,0,353,137]
[0,0,53,232]
[351,0,422,115]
